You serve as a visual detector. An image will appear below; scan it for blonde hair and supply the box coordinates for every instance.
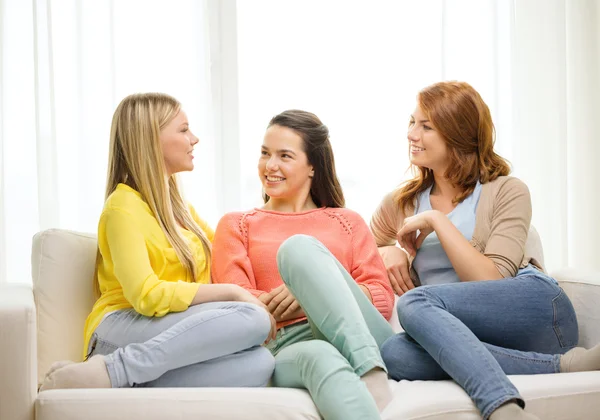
[395,81,510,212]
[95,93,211,296]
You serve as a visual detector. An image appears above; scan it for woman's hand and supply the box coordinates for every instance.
[397,210,441,257]
[379,246,414,296]
[232,286,277,343]
[260,285,305,322]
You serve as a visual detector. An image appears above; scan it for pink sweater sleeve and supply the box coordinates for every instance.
[211,213,265,298]
[347,212,395,320]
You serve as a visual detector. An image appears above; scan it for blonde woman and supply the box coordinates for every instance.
[40,93,276,390]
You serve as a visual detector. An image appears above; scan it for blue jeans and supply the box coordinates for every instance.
[381,267,578,420]
[89,301,275,387]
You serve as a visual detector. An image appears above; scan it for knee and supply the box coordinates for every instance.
[277,340,350,376]
[396,286,439,325]
[276,234,320,273]
[246,347,275,387]
[380,334,413,380]
[235,302,272,345]
[381,333,446,381]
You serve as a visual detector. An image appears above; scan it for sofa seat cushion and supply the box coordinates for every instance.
[36,371,600,420]
[383,371,600,419]
[36,387,320,420]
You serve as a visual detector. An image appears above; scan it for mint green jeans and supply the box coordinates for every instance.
[268,234,394,420]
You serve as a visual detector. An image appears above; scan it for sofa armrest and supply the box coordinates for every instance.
[552,268,600,349]
[0,284,36,420]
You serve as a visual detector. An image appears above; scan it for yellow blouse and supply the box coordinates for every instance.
[82,183,214,358]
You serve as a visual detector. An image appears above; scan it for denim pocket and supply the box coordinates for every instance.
[552,289,579,350]
[89,334,119,357]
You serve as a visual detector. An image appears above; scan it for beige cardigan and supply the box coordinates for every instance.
[370,176,544,285]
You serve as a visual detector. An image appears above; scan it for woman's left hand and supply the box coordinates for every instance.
[262,284,304,321]
[397,210,440,257]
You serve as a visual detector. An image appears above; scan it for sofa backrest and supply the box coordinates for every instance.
[30,225,546,385]
[526,225,545,271]
[32,229,97,385]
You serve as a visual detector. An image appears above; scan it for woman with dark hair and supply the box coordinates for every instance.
[212,110,396,420]
[373,81,599,420]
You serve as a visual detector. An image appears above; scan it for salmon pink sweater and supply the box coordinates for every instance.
[211,207,394,329]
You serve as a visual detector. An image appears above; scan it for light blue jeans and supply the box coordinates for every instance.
[89,301,275,388]
[381,266,579,419]
[272,235,395,420]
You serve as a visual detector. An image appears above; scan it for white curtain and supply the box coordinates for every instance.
[0,0,221,284]
[510,0,600,272]
[1,0,599,285]
[235,0,600,273]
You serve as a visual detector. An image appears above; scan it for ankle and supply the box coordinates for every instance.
[489,402,539,420]
[360,368,392,413]
[560,344,600,373]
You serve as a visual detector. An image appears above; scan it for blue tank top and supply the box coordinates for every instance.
[412,182,482,285]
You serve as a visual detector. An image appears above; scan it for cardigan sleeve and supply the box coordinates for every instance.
[370,191,405,247]
[484,178,532,278]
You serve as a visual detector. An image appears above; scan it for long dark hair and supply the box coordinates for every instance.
[263,110,345,208]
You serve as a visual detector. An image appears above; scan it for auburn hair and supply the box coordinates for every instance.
[394,81,510,212]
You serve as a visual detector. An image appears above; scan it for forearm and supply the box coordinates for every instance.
[212,272,265,298]
[191,284,240,305]
[378,245,400,259]
[431,211,503,281]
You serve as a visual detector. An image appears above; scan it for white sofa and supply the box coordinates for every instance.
[1,228,600,420]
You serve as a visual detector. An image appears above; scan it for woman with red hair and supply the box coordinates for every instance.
[373,81,598,420]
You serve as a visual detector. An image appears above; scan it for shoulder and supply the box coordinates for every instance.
[328,207,365,222]
[324,208,369,234]
[215,210,259,232]
[104,184,150,215]
[379,191,398,210]
[376,190,413,219]
[482,176,530,201]
[186,202,199,218]
[481,177,532,219]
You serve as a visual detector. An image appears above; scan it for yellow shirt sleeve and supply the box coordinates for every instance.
[99,208,201,317]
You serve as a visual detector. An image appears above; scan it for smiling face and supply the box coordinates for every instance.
[160,110,199,176]
[258,124,314,206]
[407,104,449,173]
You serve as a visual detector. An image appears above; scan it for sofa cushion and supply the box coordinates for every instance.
[30,225,545,385]
[382,371,600,419]
[32,229,97,385]
[552,268,600,349]
[35,372,600,420]
[36,387,320,420]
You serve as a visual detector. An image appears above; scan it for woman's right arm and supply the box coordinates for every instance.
[100,208,202,317]
[210,213,278,339]
[211,213,265,297]
[370,192,414,295]
[102,208,275,337]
